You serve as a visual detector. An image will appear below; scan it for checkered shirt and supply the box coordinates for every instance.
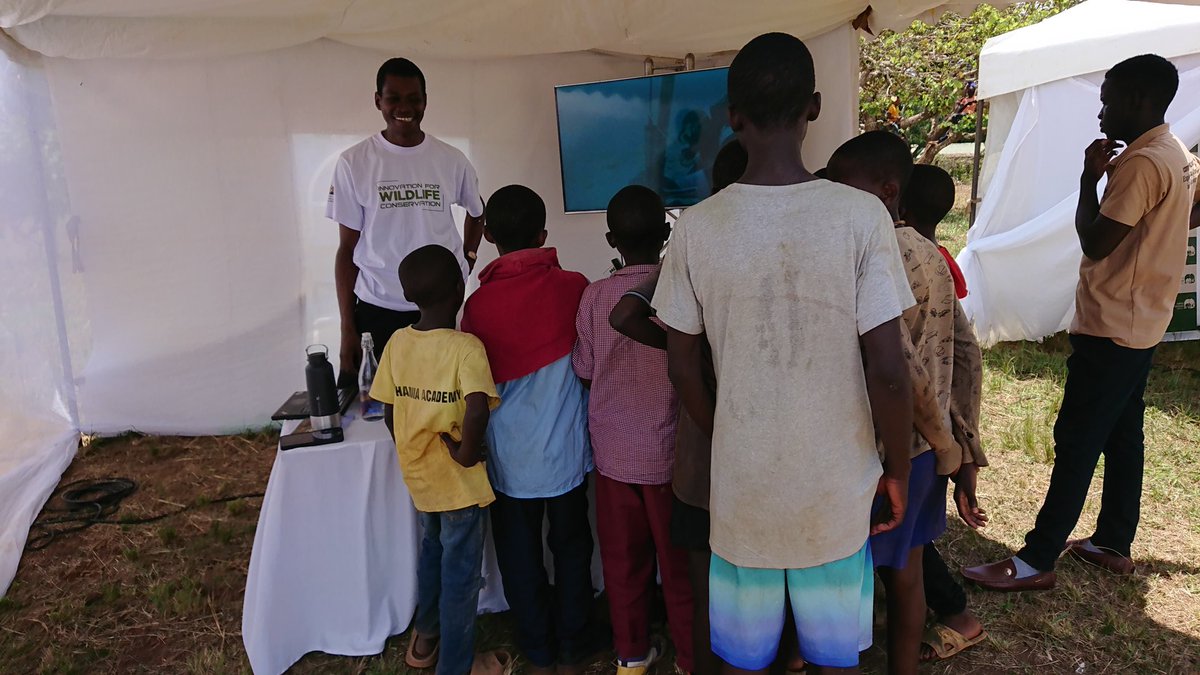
[572,264,678,484]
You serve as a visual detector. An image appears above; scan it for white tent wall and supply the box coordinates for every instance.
[0,26,858,594]
[961,0,1200,346]
[47,28,856,435]
[0,35,81,595]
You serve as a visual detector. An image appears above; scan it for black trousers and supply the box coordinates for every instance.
[924,543,967,617]
[490,481,596,668]
[354,299,420,362]
[1018,334,1156,571]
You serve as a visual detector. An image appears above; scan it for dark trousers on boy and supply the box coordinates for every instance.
[595,474,694,672]
[1018,334,1156,571]
[415,506,488,675]
[490,481,597,668]
[923,544,967,616]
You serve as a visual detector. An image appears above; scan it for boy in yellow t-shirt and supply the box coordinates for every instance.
[369,244,500,675]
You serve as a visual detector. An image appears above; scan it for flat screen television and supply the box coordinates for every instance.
[555,67,733,213]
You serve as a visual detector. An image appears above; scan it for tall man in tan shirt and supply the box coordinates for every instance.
[966,55,1200,592]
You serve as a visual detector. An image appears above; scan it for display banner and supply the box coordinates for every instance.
[1163,230,1199,342]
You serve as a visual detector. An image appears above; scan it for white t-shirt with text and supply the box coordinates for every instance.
[653,180,914,569]
[327,133,484,312]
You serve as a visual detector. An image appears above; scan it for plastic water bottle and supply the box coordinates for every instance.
[359,333,385,421]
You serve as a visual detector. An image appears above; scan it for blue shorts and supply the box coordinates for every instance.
[709,542,873,670]
[871,450,947,569]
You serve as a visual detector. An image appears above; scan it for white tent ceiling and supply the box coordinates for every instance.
[979,0,1200,99]
[0,0,997,59]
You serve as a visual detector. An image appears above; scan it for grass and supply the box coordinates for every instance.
[918,336,1200,674]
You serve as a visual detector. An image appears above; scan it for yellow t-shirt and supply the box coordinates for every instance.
[369,327,500,512]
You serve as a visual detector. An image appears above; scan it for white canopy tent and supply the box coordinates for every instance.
[0,0,1001,596]
[960,0,1200,345]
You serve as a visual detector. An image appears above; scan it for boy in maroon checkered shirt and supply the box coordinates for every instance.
[571,185,693,675]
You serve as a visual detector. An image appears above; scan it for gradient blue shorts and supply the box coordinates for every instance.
[709,542,873,670]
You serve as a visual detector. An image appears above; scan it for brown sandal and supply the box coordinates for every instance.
[405,632,440,669]
[921,623,987,661]
[470,649,515,675]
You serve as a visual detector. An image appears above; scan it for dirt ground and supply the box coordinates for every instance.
[0,432,277,673]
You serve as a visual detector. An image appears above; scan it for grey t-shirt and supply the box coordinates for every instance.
[654,180,914,569]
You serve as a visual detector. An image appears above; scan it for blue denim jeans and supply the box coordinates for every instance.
[415,505,487,675]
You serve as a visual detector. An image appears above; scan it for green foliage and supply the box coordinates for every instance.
[860,1,1081,161]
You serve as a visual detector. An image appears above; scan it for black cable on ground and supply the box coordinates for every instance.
[25,477,264,552]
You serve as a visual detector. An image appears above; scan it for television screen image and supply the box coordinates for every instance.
[555,67,733,213]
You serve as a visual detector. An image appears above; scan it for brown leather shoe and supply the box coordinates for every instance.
[961,557,1056,592]
[1064,539,1135,575]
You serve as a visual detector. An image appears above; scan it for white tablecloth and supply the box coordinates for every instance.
[242,414,602,675]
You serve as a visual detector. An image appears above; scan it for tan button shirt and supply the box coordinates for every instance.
[1072,125,1200,349]
[895,227,962,474]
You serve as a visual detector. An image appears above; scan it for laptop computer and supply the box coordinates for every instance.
[271,387,357,421]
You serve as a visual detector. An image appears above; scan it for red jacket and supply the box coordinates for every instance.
[939,245,968,300]
[461,247,589,384]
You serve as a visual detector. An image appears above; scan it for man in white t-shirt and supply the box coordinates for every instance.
[327,57,485,378]
[653,33,915,674]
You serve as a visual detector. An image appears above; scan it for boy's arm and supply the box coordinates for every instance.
[666,327,715,438]
[860,317,912,535]
[611,292,667,350]
[611,267,665,349]
[949,298,988,529]
[949,298,986,468]
[441,392,490,467]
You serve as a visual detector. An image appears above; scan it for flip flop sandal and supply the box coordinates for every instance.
[470,649,515,675]
[921,623,987,661]
[405,632,440,669]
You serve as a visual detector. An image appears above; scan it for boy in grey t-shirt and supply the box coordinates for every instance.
[654,33,916,673]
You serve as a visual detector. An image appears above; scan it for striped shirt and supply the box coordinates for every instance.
[572,264,678,484]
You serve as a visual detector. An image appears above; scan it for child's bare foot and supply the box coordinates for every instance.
[942,611,983,642]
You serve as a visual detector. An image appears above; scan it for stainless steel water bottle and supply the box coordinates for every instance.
[305,345,341,438]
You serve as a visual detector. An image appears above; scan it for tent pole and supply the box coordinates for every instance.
[968,100,985,226]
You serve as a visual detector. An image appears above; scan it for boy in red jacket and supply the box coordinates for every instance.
[461,185,599,675]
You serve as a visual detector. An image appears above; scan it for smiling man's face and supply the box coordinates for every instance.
[376,75,426,140]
